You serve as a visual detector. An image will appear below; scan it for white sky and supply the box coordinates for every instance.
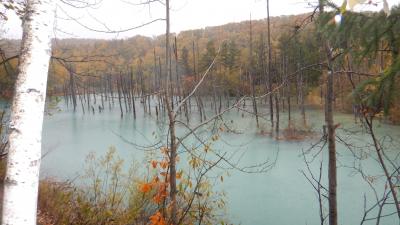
[2,0,397,39]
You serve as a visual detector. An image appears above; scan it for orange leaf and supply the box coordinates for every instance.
[149,211,166,225]
[153,193,164,204]
[139,183,152,193]
[160,161,168,169]
[176,171,182,179]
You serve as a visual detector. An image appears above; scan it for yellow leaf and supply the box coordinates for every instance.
[340,0,347,14]
[106,210,113,217]
[176,171,183,179]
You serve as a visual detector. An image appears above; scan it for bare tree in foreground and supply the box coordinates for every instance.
[1,0,55,224]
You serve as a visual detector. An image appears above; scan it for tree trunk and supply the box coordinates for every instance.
[287,70,292,126]
[275,92,280,135]
[165,1,177,224]
[120,74,129,113]
[298,55,306,126]
[249,17,259,128]
[366,117,400,218]
[69,68,77,112]
[78,92,85,114]
[2,1,54,224]
[116,75,123,118]
[316,2,338,224]
[266,0,274,129]
[130,70,136,119]
[174,37,182,114]
[326,67,337,225]
[86,84,90,112]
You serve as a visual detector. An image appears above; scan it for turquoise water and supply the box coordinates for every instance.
[6,98,399,225]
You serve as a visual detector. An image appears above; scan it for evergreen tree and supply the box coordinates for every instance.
[180,46,192,76]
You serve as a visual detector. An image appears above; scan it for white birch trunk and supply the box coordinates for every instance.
[2,0,54,224]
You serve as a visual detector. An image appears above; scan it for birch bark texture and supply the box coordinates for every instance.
[2,0,54,224]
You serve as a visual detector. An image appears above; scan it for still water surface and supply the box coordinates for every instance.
[28,100,400,224]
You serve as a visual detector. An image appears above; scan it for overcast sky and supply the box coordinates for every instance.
[1,0,396,39]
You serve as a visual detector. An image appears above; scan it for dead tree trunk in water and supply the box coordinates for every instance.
[278,55,283,112]
[274,56,280,134]
[158,57,163,115]
[299,68,306,125]
[192,40,204,122]
[78,86,85,114]
[212,81,218,115]
[63,83,69,107]
[130,69,136,119]
[274,66,280,135]
[100,81,104,112]
[249,16,259,128]
[137,59,147,114]
[173,37,182,114]
[126,80,132,112]
[275,92,280,134]
[266,0,274,129]
[298,50,306,126]
[109,74,114,106]
[121,73,129,114]
[86,84,90,112]
[116,74,123,118]
[107,75,112,110]
[286,56,292,126]
[69,66,77,112]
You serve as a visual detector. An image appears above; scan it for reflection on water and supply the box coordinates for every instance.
[39,99,400,225]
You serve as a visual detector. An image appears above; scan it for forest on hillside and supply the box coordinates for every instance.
[1,10,399,125]
[0,0,399,225]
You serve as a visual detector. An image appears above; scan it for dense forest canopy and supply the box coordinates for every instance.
[1,9,399,122]
[1,13,311,94]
